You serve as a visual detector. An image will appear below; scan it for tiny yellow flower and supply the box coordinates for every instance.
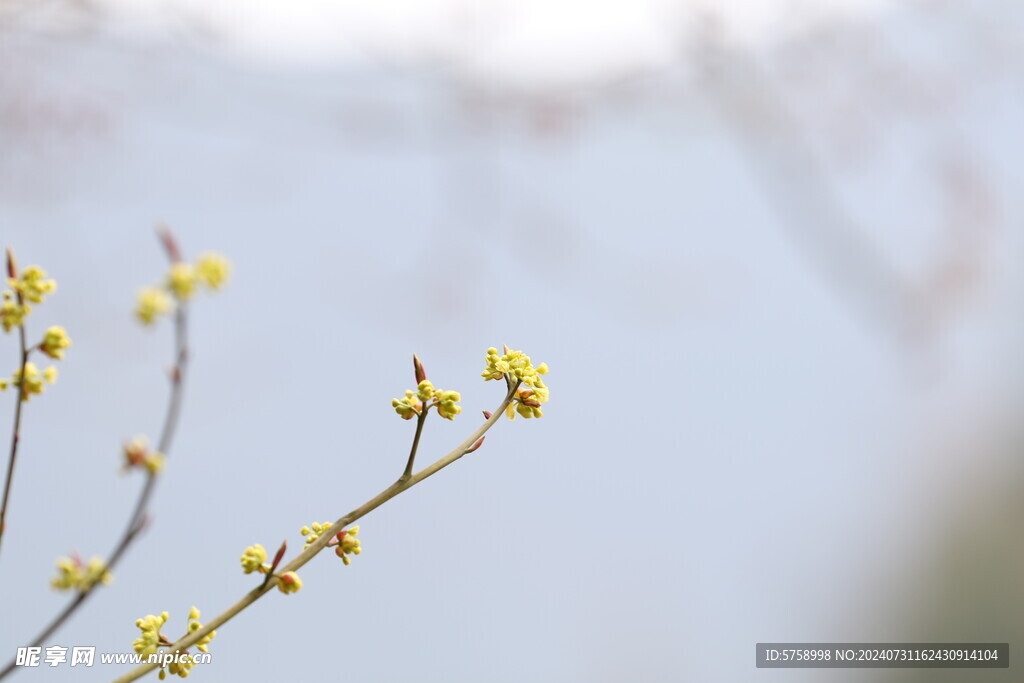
[393,380,461,420]
[277,571,302,594]
[132,611,169,657]
[51,555,112,592]
[436,390,461,420]
[194,253,231,290]
[481,347,508,381]
[123,436,164,474]
[240,544,267,574]
[6,362,58,401]
[187,606,216,653]
[391,390,422,420]
[334,526,362,566]
[416,380,436,402]
[40,325,72,360]
[166,262,197,300]
[83,557,113,588]
[0,294,29,333]
[50,557,79,590]
[136,287,172,325]
[301,521,335,549]
[143,452,165,474]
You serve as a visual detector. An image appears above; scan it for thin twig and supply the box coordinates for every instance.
[401,411,428,480]
[112,380,520,683]
[0,241,190,681]
[0,264,31,560]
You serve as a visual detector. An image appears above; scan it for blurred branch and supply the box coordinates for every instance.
[0,233,190,681]
[691,24,928,342]
[0,251,31,560]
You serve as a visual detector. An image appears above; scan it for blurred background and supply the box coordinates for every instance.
[1,1,1022,681]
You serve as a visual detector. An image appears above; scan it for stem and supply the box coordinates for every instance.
[111,381,520,683]
[0,297,30,560]
[0,290,190,680]
[401,411,427,480]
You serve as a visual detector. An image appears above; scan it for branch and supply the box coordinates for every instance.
[401,411,428,480]
[0,242,190,681]
[112,381,520,683]
[0,294,29,560]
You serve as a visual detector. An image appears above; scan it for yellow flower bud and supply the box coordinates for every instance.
[194,253,231,290]
[136,287,172,325]
[10,265,57,304]
[40,325,72,360]
[277,571,303,594]
[240,544,267,574]
[436,390,461,420]
[9,362,57,401]
[0,297,29,333]
[167,263,197,300]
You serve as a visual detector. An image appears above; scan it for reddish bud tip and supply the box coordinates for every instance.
[335,546,346,558]
[413,354,427,384]
[336,530,347,542]
[280,572,296,585]
[5,247,16,279]
[503,344,511,355]
[465,436,486,454]
[269,540,287,573]
[482,410,492,419]
[522,399,542,408]
[156,225,183,263]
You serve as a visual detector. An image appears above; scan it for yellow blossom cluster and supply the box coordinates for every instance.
[10,265,57,303]
[334,526,362,566]
[300,522,362,565]
[239,543,306,592]
[0,362,59,401]
[392,380,462,421]
[133,608,215,680]
[133,612,169,657]
[122,436,165,474]
[135,252,231,326]
[1,264,57,332]
[0,260,71,400]
[187,606,216,654]
[301,521,335,549]
[40,325,71,359]
[0,293,27,332]
[481,347,550,419]
[50,555,112,592]
[136,288,172,325]
[240,544,268,574]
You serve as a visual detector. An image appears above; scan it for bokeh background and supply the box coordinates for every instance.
[1,1,1023,681]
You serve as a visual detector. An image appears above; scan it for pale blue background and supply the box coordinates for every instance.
[1,2,1023,681]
